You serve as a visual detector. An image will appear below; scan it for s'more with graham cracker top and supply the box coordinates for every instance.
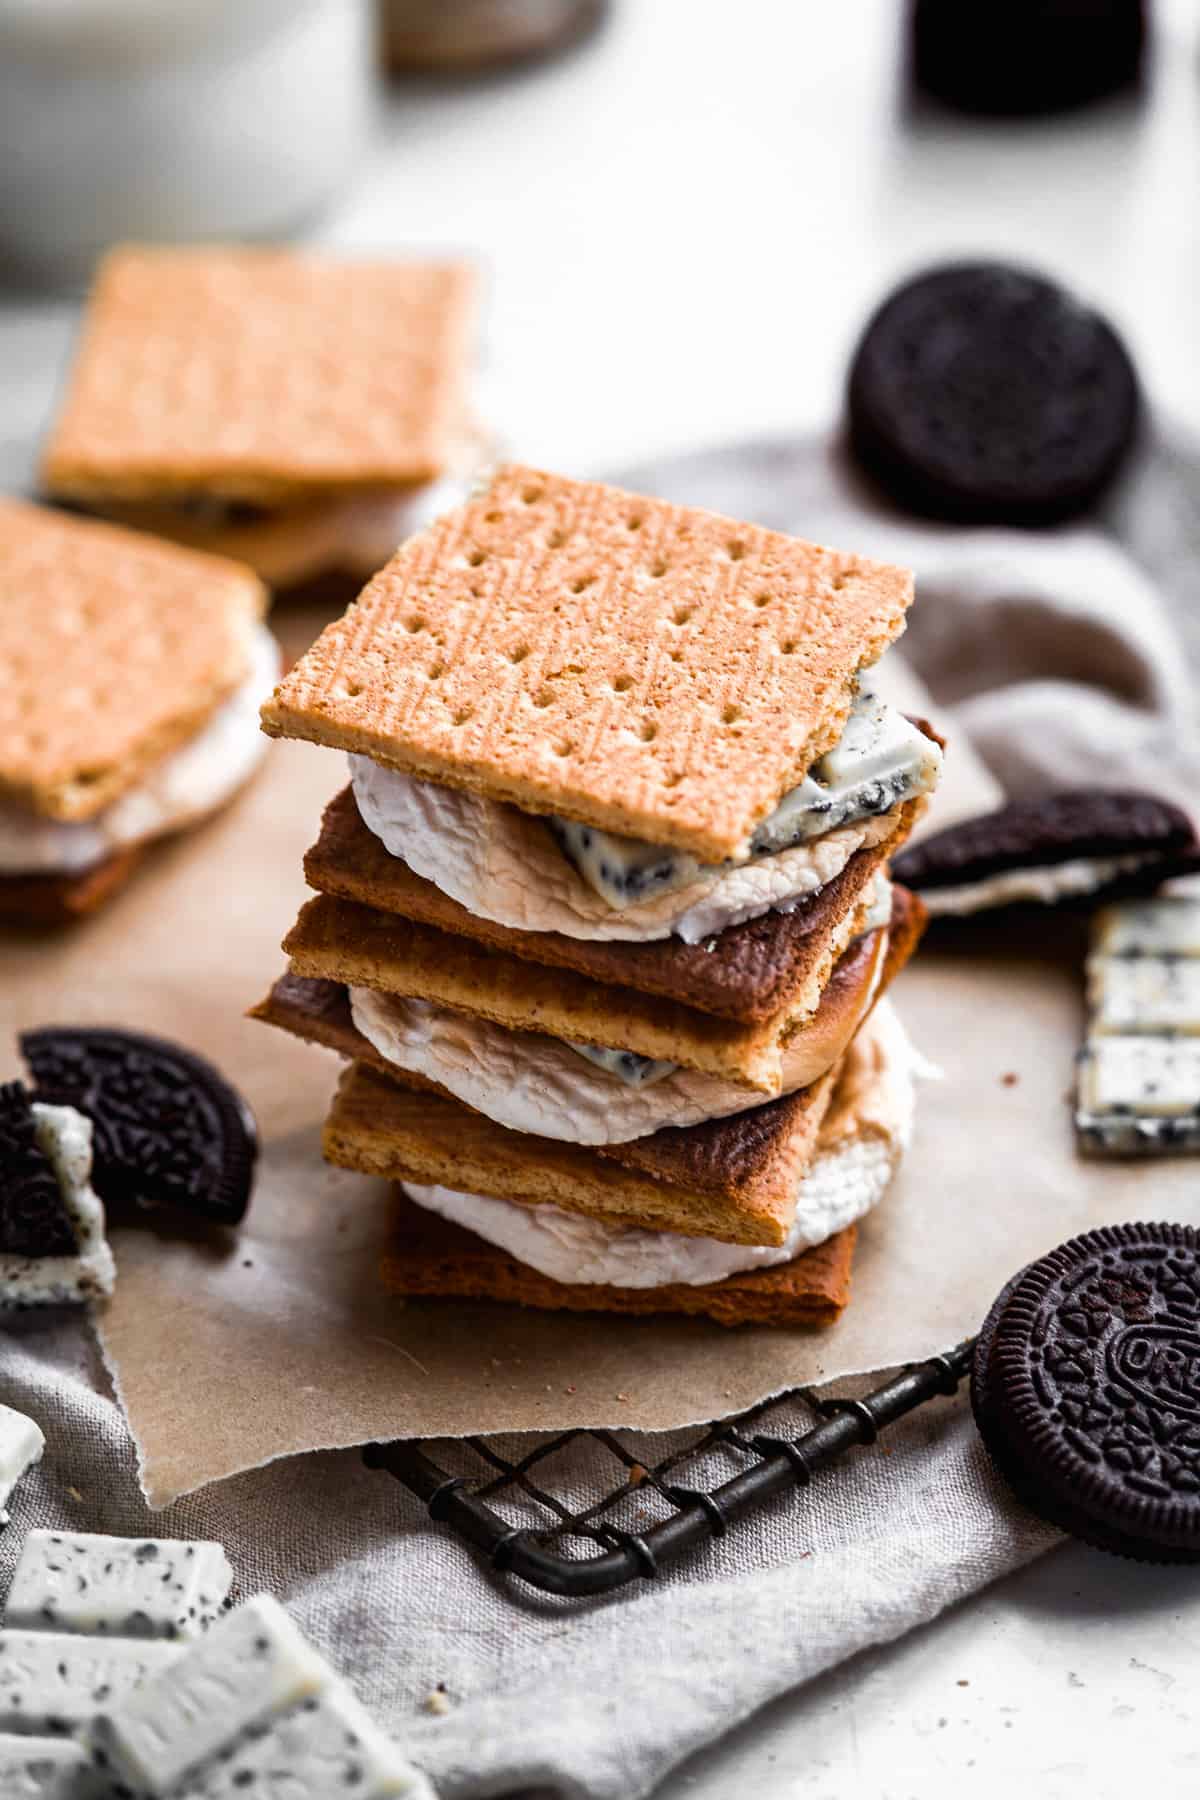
[254,465,942,1327]
[40,246,482,601]
[0,498,276,925]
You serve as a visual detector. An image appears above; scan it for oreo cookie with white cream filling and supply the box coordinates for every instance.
[0,1082,115,1308]
[893,790,1200,919]
[552,669,941,909]
[21,1027,258,1227]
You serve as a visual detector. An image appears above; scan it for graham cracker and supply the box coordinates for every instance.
[0,500,266,821]
[320,1058,840,1246]
[41,248,478,505]
[260,464,913,861]
[304,784,924,1023]
[281,889,887,1092]
[380,1196,855,1328]
[0,849,142,927]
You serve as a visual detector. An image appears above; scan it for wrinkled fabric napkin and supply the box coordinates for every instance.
[3,427,1199,1800]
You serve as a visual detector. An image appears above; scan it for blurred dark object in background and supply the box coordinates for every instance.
[846,262,1141,526]
[910,0,1147,117]
[380,0,608,73]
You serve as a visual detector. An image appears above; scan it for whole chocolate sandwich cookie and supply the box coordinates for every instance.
[41,246,483,601]
[893,790,1200,918]
[973,1223,1200,1561]
[911,0,1147,118]
[847,262,1139,525]
[0,1081,114,1308]
[255,465,942,1326]
[22,1027,258,1226]
[0,498,276,925]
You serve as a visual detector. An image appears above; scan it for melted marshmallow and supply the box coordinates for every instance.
[0,623,279,874]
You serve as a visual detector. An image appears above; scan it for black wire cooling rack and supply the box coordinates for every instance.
[365,1338,976,1597]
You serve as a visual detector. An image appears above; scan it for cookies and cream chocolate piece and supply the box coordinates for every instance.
[303,784,903,1020]
[0,1407,45,1527]
[894,791,1199,917]
[348,751,924,945]
[22,1028,259,1229]
[566,1042,677,1088]
[400,997,916,1287]
[1077,1039,1200,1156]
[41,248,479,590]
[1076,898,1200,1156]
[0,1087,114,1309]
[5,1532,233,1641]
[1093,895,1200,958]
[262,465,914,865]
[0,1630,179,1736]
[89,1593,426,1798]
[1088,955,1200,1036]
[551,673,940,908]
[168,1685,434,1799]
[88,1595,326,1790]
[0,1734,102,1797]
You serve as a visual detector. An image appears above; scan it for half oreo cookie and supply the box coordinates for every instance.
[973,1222,1200,1562]
[911,0,1147,119]
[892,791,1200,919]
[846,262,1140,524]
[21,1028,258,1228]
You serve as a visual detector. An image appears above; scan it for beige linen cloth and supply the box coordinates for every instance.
[2,428,1199,1799]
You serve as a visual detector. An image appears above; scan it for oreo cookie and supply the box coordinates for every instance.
[911,0,1147,119]
[0,1082,78,1260]
[893,790,1200,919]
[846,263,1140,524]
[973,1223,1200,1561]
[21,1028,258,1228]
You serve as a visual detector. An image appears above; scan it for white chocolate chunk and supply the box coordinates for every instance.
[1087,955,1200,1035]
[0,1405,44,1526]
[5,1532,233,1642]
[0,1630,179,1737]
[171,1685,434,1799]
[0,1734,105,1799]
[565,1042,678,1087]
[88,1595,332,1793]
[552,677,941,909]
[1093,895,1200,958]
[1078,1037,1200,1120]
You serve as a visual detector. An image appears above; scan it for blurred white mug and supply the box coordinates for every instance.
[0,0,375,285]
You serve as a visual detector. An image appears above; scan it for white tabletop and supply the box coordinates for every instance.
[4,2,1200,1791]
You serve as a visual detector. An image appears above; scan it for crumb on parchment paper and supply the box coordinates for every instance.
[424,1685,451,1716]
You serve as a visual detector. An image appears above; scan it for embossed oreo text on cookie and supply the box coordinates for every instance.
[973,1222,1200,1561]
[21,1028,258,1227]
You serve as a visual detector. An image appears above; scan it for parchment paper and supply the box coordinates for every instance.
[2,607,1193,1510]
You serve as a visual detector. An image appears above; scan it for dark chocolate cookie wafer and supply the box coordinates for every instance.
[847,263,1139,524]
[911,0,1146,119]
[0,1083,77,1259]
[21,1028,258,1227]
[893,790,1200,917]
[973,1223,1200,1562]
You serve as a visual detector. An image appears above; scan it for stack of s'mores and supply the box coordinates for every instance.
[254,467,943,1327]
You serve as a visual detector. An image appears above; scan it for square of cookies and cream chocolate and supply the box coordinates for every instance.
[0,498,275,923]
[40,247,481,598]
[255,466,940,1327]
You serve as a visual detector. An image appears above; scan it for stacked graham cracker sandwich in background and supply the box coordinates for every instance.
[0,498,274,925]
[253,465,942,1327]
[39,247,480,604]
